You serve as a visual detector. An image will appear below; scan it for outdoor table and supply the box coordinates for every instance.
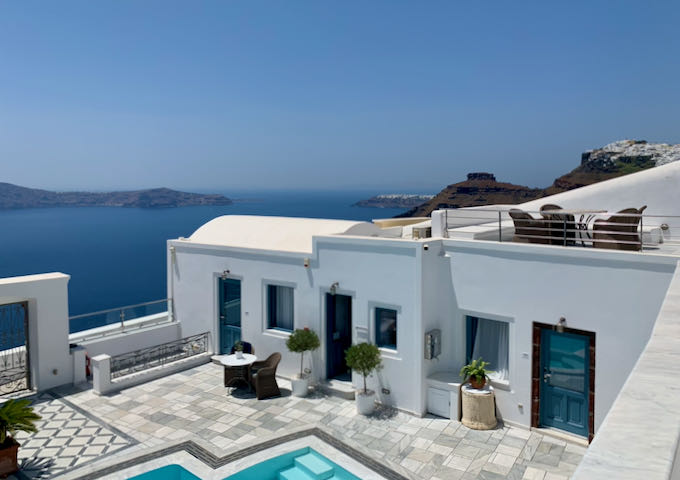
[220,353,257,391]
[541,209,608,246]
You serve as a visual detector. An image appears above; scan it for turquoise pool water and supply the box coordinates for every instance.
[128,448,361,480]
[129,464,201,480]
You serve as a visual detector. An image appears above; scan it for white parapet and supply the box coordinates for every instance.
[91,354,112,394]
[70,345,87,385]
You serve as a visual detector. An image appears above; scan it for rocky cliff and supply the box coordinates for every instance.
[400,140,680,217]
[0,183,233,209]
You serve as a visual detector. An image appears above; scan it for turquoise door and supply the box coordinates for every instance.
[539,329,590,437]
[219,278,241,354]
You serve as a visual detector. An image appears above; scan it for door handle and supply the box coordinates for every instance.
[220,315,225,320]
[543,372,552,382]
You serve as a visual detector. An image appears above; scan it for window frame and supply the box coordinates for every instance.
[265,283,295,333]
[464,313,513,389]
[375,306,398,351]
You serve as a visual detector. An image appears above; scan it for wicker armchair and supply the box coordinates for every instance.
[249,352,281,400]
[593,206,647,251]
[540,204,576,246]
[509,209,550,244]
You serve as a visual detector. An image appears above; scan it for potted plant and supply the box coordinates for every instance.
[345,342,383,415]
[286,327,320,397]
[233,341,244,359]
[0,399,41,477]
[460,357,492,389]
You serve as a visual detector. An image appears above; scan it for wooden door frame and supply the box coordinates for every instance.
[531,322,596,442]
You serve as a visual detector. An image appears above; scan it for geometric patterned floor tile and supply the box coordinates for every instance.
[9,392,137,479]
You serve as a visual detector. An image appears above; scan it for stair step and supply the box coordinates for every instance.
[294,453,334,480]
[278,467,315,480]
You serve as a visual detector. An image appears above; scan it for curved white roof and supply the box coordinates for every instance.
[188,215,383,253]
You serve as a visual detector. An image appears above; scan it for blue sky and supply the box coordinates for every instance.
[1,1,679,193]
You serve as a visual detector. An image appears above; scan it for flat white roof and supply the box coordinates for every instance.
[188,215,382,253]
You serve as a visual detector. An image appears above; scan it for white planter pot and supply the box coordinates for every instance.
[356,390,376,415]
[235,351,243,359]
[291,376,310,397]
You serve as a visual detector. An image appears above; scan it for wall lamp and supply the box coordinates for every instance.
[330,282,339,295]
[303,258,310,268]
[556,317,567,333]
[220,270,230,280]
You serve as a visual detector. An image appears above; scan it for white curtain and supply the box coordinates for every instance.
[471,318,509,381]
[274,286,294,330]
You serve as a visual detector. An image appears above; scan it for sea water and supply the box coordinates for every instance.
[0,190,406,331]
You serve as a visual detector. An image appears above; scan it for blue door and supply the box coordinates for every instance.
[539,329,590,437]
[219,278,241,354]
[326,293,352,380]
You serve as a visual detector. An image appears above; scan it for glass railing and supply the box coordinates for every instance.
[69,299,171,334]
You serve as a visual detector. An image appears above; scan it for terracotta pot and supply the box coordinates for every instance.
[469,377,486,389]
[0,439,19,478]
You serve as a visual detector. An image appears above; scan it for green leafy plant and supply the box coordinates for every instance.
[345,343,383,395]
[460,358,492,387]
[286,327,320,377]
[233,341,244,352]
[0,399,41,445]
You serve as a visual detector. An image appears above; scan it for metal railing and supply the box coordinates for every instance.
[69,298,172,334]
[110,332,209,379]
[442,207,679,252]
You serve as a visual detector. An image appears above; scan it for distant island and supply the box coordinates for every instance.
[0,183,232,209]
[396,139,680,217]
[354,194,434,209]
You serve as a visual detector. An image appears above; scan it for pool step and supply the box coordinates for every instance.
[295,453,334,479]
[279,467,315,480]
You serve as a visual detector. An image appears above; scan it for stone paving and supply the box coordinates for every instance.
[13,363,586,479]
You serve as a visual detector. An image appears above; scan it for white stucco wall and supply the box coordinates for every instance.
[169,236,428,415]
[443,239,676,431]
[0,273,73,391]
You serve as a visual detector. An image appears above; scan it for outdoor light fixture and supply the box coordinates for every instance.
[221,270,230,280]
[556,317,567,333]
[303,258,310,268]
[330,282,339,295]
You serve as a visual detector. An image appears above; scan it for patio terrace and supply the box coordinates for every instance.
[10,362,586,480]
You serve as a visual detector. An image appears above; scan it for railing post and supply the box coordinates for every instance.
[639,214,643,252]
[563,218,567,246]
[498,211,502,242]
[120,309,125,331]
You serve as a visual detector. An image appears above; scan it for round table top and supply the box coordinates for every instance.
[220,353,257,367]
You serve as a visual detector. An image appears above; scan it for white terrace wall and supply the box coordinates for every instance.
[169,236,427,415]
[0,273,74,391]
[442,239,677,431]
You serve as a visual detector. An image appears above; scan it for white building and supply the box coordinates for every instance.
[167,161,680,443]
[2,161,680,477]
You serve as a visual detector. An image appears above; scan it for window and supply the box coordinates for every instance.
[466,316,509,381]
[267,285,294,331]
[375,307,397,350]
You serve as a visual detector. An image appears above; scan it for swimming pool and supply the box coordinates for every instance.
[128,464,201,480]
[128,447,361,480]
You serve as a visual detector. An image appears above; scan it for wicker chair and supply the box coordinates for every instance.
[249,352,281,400]
[540,204,576,246]
[593,206,647,251]
[509,209,550,244]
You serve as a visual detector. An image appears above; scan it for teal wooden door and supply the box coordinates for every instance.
[539,329,590,437]
[219,278,241,354]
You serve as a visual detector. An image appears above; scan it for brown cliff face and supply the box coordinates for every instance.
[399,140,678,218]
[397,173,544,217]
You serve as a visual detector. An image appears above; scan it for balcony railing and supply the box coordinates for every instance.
[110,332,209,379]
[441,208,679,252]
[69,298,172,335]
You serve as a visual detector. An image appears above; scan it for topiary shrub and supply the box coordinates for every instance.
[345,343,383,395]
[286,327,320,378]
